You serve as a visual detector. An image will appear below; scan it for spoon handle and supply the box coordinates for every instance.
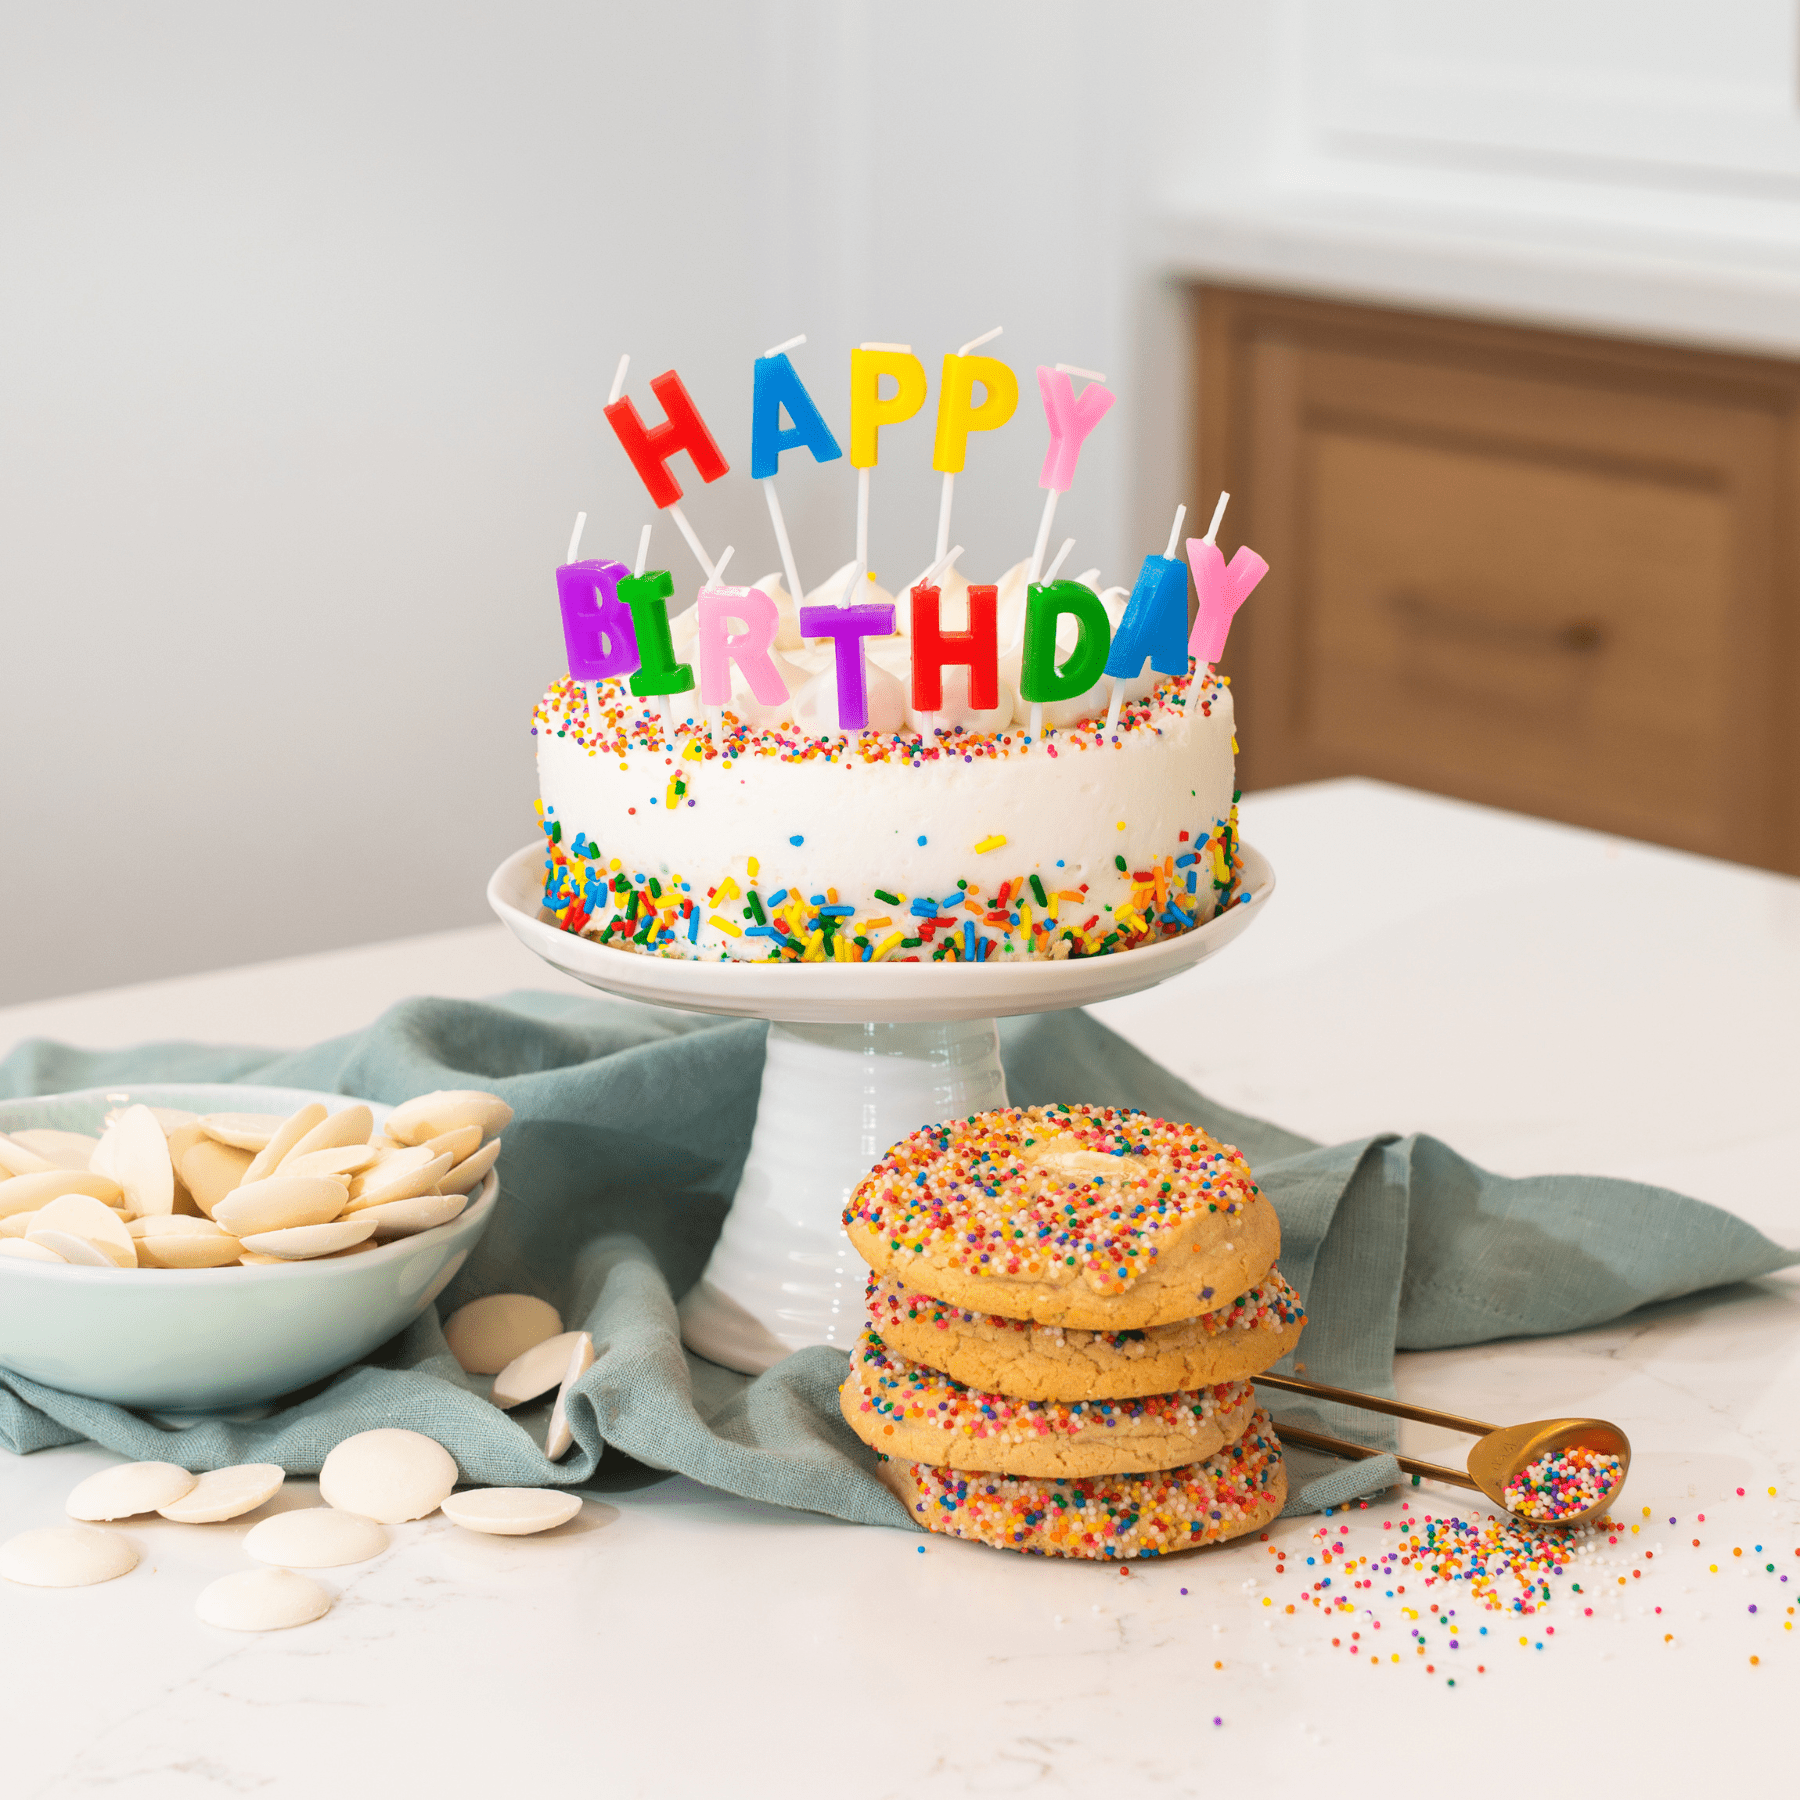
[1275,1423,1482,1493]
[1255,1370,1496,1438]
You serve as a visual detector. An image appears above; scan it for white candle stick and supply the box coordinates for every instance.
[762,480,804,608]
[1042,537,1076,585]
[855,467,871,589]
[711,544,735,584]
[1054,362,1107,382]
[1187,492,1230,716]
[1026,488,1058,586]
[566,511,587,565]
[667,501,717,581]
[1165,502,1189,560]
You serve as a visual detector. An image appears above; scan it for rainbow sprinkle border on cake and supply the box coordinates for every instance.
[535,673,1245,964]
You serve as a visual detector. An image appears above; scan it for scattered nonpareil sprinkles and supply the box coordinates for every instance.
[844,1103,1263,1296]
[1504,1445,1626,1521]
[1016,1476,1790,1692]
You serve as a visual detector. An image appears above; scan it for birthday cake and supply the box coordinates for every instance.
[535,342,1265,965]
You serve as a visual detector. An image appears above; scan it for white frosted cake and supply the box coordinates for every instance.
[535,560,1244,964]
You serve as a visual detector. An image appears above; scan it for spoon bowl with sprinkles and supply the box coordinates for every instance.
[1257,1370,1631,1529]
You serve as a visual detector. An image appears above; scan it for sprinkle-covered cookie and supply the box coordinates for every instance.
[841,1330,1256,1478]
[878,1411,1287,1558]
[843,1103,1279,1329]
[867,1268,1305,1401]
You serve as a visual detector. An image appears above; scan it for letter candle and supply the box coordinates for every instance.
[899,543,963,740]
[796,599,895,731]
[849,344,928,584]
[932,327,1017,562]
[604,353,729,581]
[751,334,842,608]
[696,585,789,710]
[1020,536,1089,741]
[1185,492,1269,713]
[1027,364,1115,587]
[1103,505,1188,739]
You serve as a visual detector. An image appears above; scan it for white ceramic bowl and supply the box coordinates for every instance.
[0,1084,498,1411]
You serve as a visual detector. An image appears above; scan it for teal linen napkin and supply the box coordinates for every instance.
[1,996,1792,1527]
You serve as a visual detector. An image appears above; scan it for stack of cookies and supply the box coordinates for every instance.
[838,1102,1304,1559]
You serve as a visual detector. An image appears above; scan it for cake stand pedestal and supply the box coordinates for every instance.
[487,843,1274,1373]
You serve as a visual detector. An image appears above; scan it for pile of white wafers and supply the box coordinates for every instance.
[0,1089,509,1268]
[0,1417,584,1632]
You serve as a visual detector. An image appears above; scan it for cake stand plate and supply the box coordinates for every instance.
[487,841,1275,1372]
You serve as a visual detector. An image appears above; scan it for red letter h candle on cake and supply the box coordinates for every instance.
[910,582,999,717]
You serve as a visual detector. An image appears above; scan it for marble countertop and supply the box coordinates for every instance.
[3,779,1796,1798]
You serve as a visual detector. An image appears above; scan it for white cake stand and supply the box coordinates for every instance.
[487,841,1275,1373]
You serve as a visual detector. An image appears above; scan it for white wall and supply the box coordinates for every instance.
[6,1,1266,1004]
[12,1,1770,1005]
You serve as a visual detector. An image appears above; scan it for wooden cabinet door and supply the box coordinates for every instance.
[1196,287,1800,872]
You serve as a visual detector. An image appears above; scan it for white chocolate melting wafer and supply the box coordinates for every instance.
[0,1212,35,1238]
[158,1463,286,1523]
[279,1105,374,1168]
[196,1566,331,1632]
[359,1191,467,1240]
[0,1135,54,1177]
[0,1237,64,1263]
[29,1194,136,1268]
[126,1215,225,1238]
[237,1217,375,1260]
[280,1143,380,1181]
[384,1090,514,1147]
[138,1232,244,1268]
[420,1125,481,1166]
[197,1112,288,1152]
[441,1488,581,1536]
[0,1525,138,1587]
[212,1176,350,1237]
[318,1428,459,1523]
[444,1293,563,1374]
[67,1460,197,1520]
[490,1331,585,1409]
[545,1332,596,1461]
[440,1138,501,1196]
[179,1138,255,1217]
[0,1170,123,1217]
[345,1149,451,1209]
[99,1105,175,1217]
[241,1103,328,1185]
[27,1230,114,1267]
[244,1506,387,1568]
[8,1130,99,1169]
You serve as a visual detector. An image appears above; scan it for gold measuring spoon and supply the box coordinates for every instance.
[1255,1370,1630,1528]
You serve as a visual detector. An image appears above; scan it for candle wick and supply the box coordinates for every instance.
[1042,537,1076,585]
[763,333,807,359]
[712,544,735,585]
[608,353,630,407]
[566,511,587,565]
[1204,491,1230,546]
[1054,362,1108,384]
[1164,503,1189,561]
[634,523,652,579]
